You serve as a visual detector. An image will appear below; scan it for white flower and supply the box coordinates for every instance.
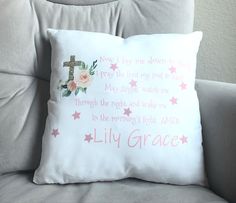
[75,70,92,88]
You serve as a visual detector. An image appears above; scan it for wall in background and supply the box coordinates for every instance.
[194,0,236,83]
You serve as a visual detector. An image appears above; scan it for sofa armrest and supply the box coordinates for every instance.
[196,79,236,203]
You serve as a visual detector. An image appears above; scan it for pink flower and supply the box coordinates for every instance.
[67,80,77,92]
[76,70,92,88]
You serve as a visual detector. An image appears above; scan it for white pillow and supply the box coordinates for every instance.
[34,29,205,185]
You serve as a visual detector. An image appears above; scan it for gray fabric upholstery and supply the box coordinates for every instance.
[0,0,194,174]
[48,0,117,5]
[196,80,236,203]
[0,172,227,203]
[0,73,49,173]
[0,0,235,202]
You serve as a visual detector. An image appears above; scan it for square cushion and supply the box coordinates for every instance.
[0,0,195,174]
[33,30,205,185]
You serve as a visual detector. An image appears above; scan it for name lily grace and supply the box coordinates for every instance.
[85,128,187,149]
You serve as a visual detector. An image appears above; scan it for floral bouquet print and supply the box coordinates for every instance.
[59,55,97,97]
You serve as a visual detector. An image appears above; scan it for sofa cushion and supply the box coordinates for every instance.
[0,0,195,174]
[0,73,49,173]
[0,172,227,203]
[196,80,236,203]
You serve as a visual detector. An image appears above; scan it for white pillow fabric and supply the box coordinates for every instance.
[34,30,205,185]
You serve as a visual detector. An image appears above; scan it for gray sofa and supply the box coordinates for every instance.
[0,0,236,202]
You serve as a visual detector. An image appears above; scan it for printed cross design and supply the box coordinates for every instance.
[63,55,80,81]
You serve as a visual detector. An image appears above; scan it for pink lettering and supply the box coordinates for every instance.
[171,136,179,147]
[152,135,161,146]
[163,135,170,146]
[144,134,151,145]
[93,129,103,143]
[113,134,121,148]
[128,129,142,148]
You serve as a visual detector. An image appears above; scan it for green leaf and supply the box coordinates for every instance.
[79,87,87,93]
[80,88,84,92]
[83,88,87,93]
[78,61,86,70]
[61,84,67,89]
[75,88,80,95]
[89,69,95,75]
[89,60,97,75]
[93,60,97,66]
[90,60,97,70]
[62,89,71,97]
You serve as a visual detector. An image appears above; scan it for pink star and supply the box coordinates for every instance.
[169,66,176,74]
[84,134,93,143]
[170,97,177,105]
[124,108,132,117]
[179,135,188,144]
[110,63,118,71]
[72,111,80,120]
[51,128,59,138]
[180,82,187,90]
[129,80,137,88]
